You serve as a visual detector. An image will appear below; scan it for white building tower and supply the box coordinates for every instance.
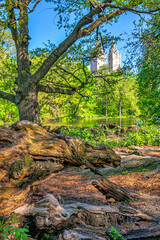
[90,42,106,74]
[108,41,121,71]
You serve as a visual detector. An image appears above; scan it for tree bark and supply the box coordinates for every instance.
[92,177,160,202]
[17,88,40,124]
[14,193,153,230]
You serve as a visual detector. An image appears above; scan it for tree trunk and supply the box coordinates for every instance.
[119,98,122,117]
[17,92,40,124]
[15,82,40,124]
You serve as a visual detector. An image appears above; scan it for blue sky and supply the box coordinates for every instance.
[28,1,140,65]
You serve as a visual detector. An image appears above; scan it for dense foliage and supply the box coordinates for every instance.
[0,30,18,123]
[137,15,160,122]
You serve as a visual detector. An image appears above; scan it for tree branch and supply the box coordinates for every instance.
[78,9,124,38]
[0,4,5,9]
[104,2,160,15]
[55,65,84,84]
[30,0,152,85]
[0,90,15,103]
[28,0,41,14]
[8,7,19,45]
[38,84,77,95]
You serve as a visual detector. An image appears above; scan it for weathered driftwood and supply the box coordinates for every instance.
[92,177,160,202]
[57,223,160,240]
[122,223,160,239]
[54,226,107,240]
[14,193,153,231]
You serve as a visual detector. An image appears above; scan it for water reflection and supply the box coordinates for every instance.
[45,117,137,129]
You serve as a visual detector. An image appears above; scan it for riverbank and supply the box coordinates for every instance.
[51,124,160,148]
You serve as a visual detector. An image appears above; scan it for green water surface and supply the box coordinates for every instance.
[45,117,138,129]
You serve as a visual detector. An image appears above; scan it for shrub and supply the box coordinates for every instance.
[0,217,31,240]
[107,226,126,240]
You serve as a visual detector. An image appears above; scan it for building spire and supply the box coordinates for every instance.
[108,41,121,71]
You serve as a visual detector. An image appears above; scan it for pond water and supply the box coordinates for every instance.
[45,117,138,129]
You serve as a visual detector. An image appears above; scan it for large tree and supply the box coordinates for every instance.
[0,0,159,123]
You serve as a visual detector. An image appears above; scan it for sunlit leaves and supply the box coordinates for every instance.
[137,15,160,121]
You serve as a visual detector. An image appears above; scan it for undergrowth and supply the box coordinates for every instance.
[60,125,160,147]
[0,217,30,240]
[106,226,127,240]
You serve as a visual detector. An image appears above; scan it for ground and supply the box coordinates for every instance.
[31,146,160,239]
[33,146,160,204]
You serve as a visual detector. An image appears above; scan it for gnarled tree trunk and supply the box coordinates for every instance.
[17,87,40,124]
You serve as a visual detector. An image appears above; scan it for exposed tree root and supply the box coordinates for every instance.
[14,193,154,229]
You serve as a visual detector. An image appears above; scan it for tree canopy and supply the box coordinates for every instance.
[137,15,160,121]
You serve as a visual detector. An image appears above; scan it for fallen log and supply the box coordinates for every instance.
[51,225,107,240]
[92,177,160,202]
[0,121,120,168]
[58,223,160,240]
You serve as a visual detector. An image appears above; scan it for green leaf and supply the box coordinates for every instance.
[3,226,13,232]
[0,233,9,239]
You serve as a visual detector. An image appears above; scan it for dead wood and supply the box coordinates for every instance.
[58,226,107,240]
[57,222,160,240]
[122,222,160,239]
[0,121,120,168]
[92,177,160,202]
[14,193,154,231]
